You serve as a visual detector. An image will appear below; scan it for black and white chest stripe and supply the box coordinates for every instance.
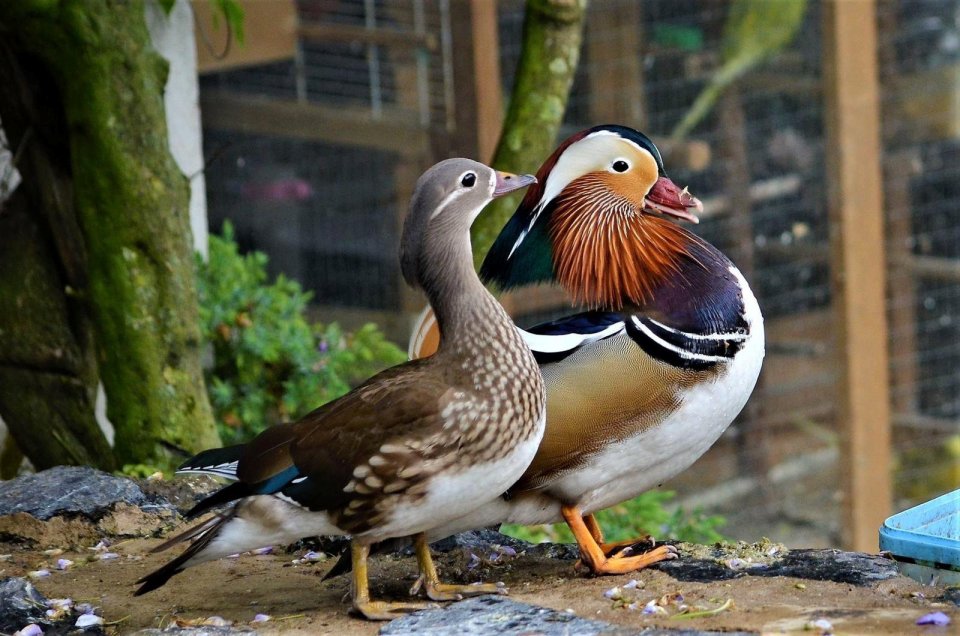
[625,315,747,371]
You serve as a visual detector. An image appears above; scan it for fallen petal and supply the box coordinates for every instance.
[99,552,120,561]
[252,614,271,623]
[28,570,50,579]
[202,616,231,627]
[252,546,273,555]
[15,624,42,636]
[917,612,951,626]
[75,614,104,628]
[56,559,73,570]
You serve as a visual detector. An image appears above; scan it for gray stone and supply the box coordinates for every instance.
[130,628,252,636]
[379,595,750,636]
[0,577,50,632]
[379,596,634,635]
[0,576,108,635]
[656,548,901,586]
[0,466,146,520]
[430,528,529,554]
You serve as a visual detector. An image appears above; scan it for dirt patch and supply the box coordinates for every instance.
[1,532,954,635]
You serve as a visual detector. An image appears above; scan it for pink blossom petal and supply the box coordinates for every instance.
[917,612,951,626]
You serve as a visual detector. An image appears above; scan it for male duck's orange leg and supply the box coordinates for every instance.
[583,513,659,557]
[562,505,678,575]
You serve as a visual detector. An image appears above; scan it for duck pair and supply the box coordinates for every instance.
[137,125,764,618]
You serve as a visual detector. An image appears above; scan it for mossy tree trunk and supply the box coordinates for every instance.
[471,0,587,268]
[0,45,113,471]
[0,0,220,469]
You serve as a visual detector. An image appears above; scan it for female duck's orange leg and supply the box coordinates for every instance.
[562,505,678,575]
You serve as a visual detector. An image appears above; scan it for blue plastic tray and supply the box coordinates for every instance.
[879,489,960,568]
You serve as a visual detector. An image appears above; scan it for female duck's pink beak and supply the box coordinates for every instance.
[494,171,537,197]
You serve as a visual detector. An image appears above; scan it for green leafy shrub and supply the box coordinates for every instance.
[197,223,406,445]
[502,490,726,545]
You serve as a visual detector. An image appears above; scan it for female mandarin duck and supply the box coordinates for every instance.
[134,159,545,620]
[410,125,765,575]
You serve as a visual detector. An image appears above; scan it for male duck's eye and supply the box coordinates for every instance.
[612,160,629,173]
[461,173,477,187]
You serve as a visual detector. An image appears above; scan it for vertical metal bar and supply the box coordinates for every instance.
[413,0,430,126]
[439,0,456,133]
[294,42,308,102]
[821,0,893,552]
[364,0,383,119]
[292,0,307,102]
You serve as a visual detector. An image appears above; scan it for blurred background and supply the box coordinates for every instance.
[190,0,958,552]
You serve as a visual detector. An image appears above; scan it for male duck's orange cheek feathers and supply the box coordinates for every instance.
[550,202,692,310]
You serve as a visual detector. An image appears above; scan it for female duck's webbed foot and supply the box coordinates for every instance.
[411,533,507,601]
[563,506,678,576]
[350,542,436,620]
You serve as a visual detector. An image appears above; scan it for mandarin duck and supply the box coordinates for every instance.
[134,159,545,620]
[409,125,765,575]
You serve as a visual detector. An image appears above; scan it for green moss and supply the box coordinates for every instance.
[470,0,587,269]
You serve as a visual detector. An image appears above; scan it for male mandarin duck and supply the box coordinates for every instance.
[134,159,545,620]
[409,125,765,575]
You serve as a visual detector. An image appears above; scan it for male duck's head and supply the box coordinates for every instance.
[480,125,703,309]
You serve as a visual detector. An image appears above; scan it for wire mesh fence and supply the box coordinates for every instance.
[198,0,959,549]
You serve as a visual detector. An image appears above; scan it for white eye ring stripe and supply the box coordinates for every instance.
[429,189,463,219]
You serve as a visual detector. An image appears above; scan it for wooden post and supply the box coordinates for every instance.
[821,0,892,552]
[444,0,503,163]
[586,0,645,128]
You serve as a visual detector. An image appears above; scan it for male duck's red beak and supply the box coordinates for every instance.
[644,176,703,224]
[494,171,537,197]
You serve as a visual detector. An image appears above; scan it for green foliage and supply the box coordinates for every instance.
[119,463,166,479]
[670,0,806,140]
[502,490,726,546]
[210,0,245,45]
[197,223,405,445]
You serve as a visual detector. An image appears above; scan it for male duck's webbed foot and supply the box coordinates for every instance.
[563,506,678,576]
[350,541,437,620]
[411,533,507,601]
[582,514,660,558]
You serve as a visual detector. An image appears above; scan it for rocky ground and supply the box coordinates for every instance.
[0,467,955,635]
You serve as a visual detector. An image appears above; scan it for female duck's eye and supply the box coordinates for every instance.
[461,173,477,187]
[612,160,629,173]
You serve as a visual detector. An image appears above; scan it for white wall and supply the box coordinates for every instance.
[146,0,209,258]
